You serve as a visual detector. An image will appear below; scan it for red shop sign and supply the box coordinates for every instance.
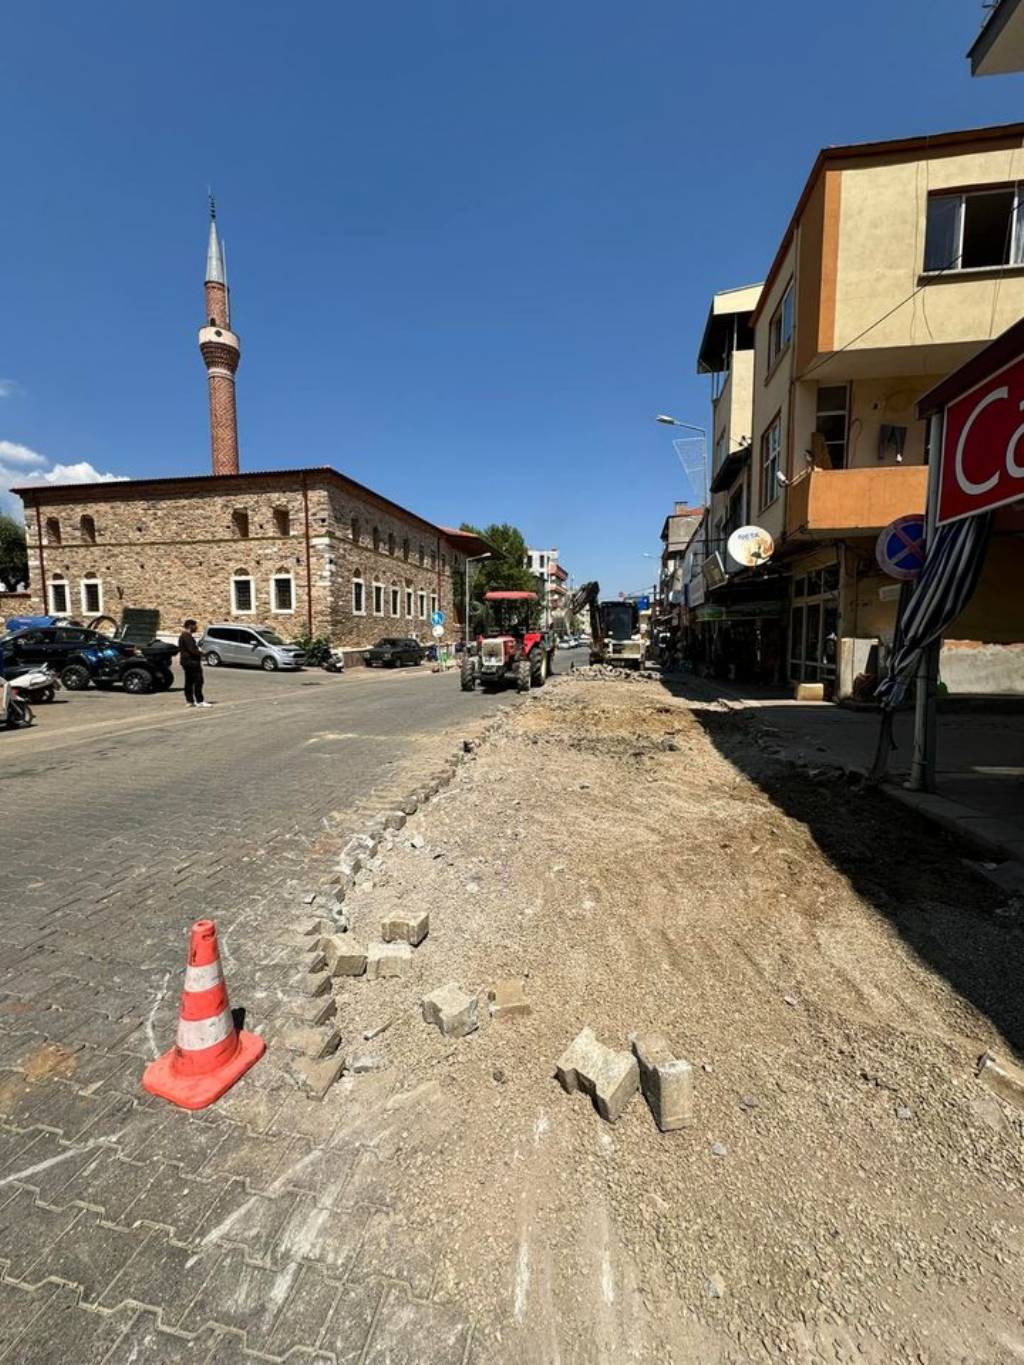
[939,350,1024,525]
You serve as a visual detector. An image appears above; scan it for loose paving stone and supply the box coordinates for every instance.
[381,810,407,831]
[487,978,531,1019]
[555,1027,639,1123]
[421,983,479,1038]
[631,1032,694,1132]
[401,795,419,815]
[286,1053,347,1099]
[380,910,429,947]
[291,969,331,998]
[278,1023,343,1059]
[277,993,338,1028]
[322,937,367,978]
[978,1051,1024,1111]
[366,942,412,980]
[344,1052,386,1074]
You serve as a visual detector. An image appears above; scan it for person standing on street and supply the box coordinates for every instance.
[178,619,211,708]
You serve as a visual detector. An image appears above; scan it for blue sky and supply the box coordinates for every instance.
[2,1,1022,595]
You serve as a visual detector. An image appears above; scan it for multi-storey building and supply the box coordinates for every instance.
[12,206,485,655]
[733,121,1024,697]
[525,547,569,627]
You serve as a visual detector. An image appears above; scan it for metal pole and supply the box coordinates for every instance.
[907,411,943,792]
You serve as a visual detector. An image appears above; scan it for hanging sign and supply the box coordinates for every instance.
[939,350,1024,524]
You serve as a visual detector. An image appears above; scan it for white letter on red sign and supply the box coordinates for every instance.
[955,386,1006,497]
[1006,399,1024,479]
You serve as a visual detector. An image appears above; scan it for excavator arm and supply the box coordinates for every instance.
[568,581,603,650]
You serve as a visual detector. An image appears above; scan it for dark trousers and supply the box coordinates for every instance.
[183,662,204,704]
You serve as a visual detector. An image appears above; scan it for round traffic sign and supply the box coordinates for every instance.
[431,623,445,638]
[430,609,445,627]
[876,515,926,581]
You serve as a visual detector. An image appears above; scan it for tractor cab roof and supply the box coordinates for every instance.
[484,591,538,602]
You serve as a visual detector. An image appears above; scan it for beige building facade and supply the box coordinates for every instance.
[15,469,473,655]
[737,120,1024,696]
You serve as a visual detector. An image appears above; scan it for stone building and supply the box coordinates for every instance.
[13,205,485,653]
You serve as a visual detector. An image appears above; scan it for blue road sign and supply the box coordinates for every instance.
[636,596,650,611]
[876,515,926,581]
[430,609,445,627]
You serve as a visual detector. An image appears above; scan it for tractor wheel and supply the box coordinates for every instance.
[460,657,476,692]
[531,649,548,688]
[516,657,531,693]
[547,648,556,677]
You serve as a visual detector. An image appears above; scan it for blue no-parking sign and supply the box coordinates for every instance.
[876,515,926,581]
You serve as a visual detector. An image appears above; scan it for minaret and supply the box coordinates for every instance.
[198,197,241,476]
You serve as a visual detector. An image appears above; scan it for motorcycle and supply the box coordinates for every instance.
[322,649,346,674]
[2,675,35,730]
[8,665,61,706]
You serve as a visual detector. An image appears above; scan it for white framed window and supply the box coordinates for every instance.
[925,185,1024,274]
[271,573,295,613]
[767,282,794,368]
[48,577,69,615]
[405,587,414,616]
[352,575,365,615]
[79,576,103,616]
[760,413,782,510]
[430,592,438,617]
[390,586,400,616]
[373,582,384,615]
[231,573,255,614]
[815,385,849,469]
[418,590,427,619]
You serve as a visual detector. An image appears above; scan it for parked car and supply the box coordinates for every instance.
[200,624,307,671]
[364,637,425,668]
[0,625,173,694]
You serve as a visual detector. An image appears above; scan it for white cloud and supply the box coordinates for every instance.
[0,440,46,469]
[0,444,128,520]
[0,380,19,399]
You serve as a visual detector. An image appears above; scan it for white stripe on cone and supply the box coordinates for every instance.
[177,1009,233,1052]
[183,961,225,993]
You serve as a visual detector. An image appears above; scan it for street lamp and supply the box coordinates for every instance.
[464,553,491,646]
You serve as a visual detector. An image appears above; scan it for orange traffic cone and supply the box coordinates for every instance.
[143,919,265,1110]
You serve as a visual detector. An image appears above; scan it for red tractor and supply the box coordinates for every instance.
[460,591,556,693]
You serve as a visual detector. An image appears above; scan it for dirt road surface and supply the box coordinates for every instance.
[335,674,1024,1363]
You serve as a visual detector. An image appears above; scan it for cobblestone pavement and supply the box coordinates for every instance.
[0,661,521,1363]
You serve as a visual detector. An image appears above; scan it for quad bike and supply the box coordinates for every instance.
[460,591,556,694]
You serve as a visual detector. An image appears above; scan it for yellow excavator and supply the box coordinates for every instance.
[569,581,649,670]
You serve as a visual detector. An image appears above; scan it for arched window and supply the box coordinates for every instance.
[45,517,61,546]
[273,507,291,537]
[231,569,255,614]
[390,583,400,616]
[232,509,249,538]
[80,514,96,544]
[352,570,365,615]
[372,526,381,552]
[388,532,396,556]
[351,517,361,544]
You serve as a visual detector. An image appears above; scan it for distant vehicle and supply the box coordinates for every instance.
[201,624,307,671]
[0,625,173,694]
[364,637,425,668]
[567,584,649,670]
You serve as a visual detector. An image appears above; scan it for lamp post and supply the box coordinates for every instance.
[464,553,491,647]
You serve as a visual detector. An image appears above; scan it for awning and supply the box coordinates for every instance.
[696,601,785,622]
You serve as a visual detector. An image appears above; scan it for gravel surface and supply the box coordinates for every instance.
[327,676,1024,1363]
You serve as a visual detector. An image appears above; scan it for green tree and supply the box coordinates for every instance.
[455,521,541,630]
[0,515,28,591]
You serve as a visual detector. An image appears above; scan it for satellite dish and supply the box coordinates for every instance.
[727,525,774,568]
